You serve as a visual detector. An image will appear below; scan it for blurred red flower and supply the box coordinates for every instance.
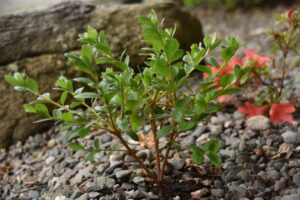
[269,103,295,125]
[238,101,268,117]
[243,49,271,68]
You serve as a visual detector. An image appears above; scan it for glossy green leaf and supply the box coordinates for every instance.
[157,125,172,139]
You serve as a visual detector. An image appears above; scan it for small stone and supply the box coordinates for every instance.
[254,198,264,200]
[274,178,286,191]
[282,131,300,144]
[192,126,207,137]
[281,194,300,200]
[220,149,235,158]
[55,196,67,200]
[47,139,57,148]
[121,182,135,190]
[208,124,223,136]
[75,193,88,200]
[246,115,270,131]
[266,167,280,182]
[293,172,300,187]
[191,188,209,199]
[136,149,151,160]
[28,190,39,198]
[115,170,132,180]
[180,136,195,148]
[89,192,100,198]
[237,170,250,181]
[124,155,135,163]
[210,189,224,198]
[214,180,223,189]
[168,158,185,170]
[133,176,145,186]
[45,156,55,165]
[109,152,125,163]
[95,176,115,190]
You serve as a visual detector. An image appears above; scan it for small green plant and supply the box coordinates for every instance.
[5,11,245,198]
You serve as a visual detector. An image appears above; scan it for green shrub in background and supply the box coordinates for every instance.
[5,11,247,199]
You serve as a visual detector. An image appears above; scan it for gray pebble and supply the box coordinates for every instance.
[282,131,300,144]
[115,170,132,180]
[293,172,300,187]
[246,116,270,131]
[210,189,224,198]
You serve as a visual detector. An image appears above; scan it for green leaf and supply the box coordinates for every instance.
[35,104,50,117]
[94,138,100,149]
[74,92,99,99]
[81,45,93,67]
[68,143,85,151]
[97,31,112,55]
[79,127,90,138]
[61,112,73,122]
[96,57,128,71]
[206,152,222,166]
[130,112,144,132]
[179,120,197,132]
[23,104,36,113]
[127,131,139,141]
[60,91,68,105]
[142,27,163,50]
[4,74,21,86]
[158,125,172,139]
[25,77,38,93]
[195,65,212,75]
[209,57,220,68]
[192,152,204,164]
[86,152,95,161]
[220,74,235,87]
[165,38,183,63]
[153,58,169,77]
[202,140,220,153]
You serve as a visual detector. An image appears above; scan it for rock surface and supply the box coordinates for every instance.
[0,1,203,147]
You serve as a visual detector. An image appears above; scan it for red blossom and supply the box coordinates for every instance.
[203,56,242,80]
[269,103,295,125]
[243,49,271,68]
[288,8,296,24]
[217,95,231,103]
[238,102,268,117]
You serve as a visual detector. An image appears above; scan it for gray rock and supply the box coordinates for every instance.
[220,149,235,158]
[75,193,88,200]
[210,189,224,198]
[281,194,300,200]
[88,192,100,198]
[168,158,185,170]
[274,178,286,192]
[95,176,115,190]
[266,167,280,182]
[208,124,223,136]
[192,125,207,137]
[115,170,132,180]
[222,166,243,182]
[246,115,270,131]
[282,131,300,144]
[132,176,145,186]
[180,135,195,148]
[28,190,40,199]
[214,180,224,189]
[293,172,300,187]
[121,182,135,190]
[45,156,55,165]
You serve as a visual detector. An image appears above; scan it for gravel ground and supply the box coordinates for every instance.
[1,4,300,200]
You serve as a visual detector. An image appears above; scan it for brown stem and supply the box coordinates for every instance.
[160,128,176,180]
[116,132,156,180]
[150,119,162,180]
[278,51,288,97]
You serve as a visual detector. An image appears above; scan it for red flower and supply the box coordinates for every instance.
[217,95,231,103]
[243,49,271,68]
[288,8,296,24]
[269,103,295,125]
[203,56,242,80]
[238,102,268,117]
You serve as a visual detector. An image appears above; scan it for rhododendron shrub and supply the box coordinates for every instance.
[204,8,300,125]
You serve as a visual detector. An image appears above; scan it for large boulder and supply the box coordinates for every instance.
[0,1,203,148]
